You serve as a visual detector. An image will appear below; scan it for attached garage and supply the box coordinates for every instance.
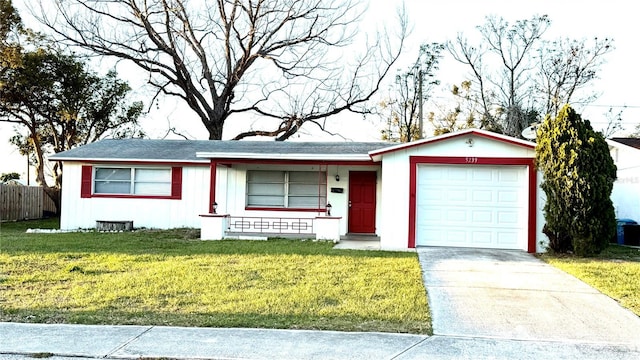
[415,164,528,250]
[371,129,545,253]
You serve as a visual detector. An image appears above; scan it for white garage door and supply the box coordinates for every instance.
[416,164,528,250]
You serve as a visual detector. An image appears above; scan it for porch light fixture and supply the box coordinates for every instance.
[212,201,218,214]
[326,203,332,216]
[465,138,474,147]
[335,174,340,182]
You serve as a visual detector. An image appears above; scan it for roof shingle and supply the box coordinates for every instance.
[48,139,392,162]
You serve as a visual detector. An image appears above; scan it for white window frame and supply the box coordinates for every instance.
[93,167,172,196]
[246,170,327,209]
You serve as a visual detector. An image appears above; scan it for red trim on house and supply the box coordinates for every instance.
[80,165,93,198]
[528,164,538,253]
[171,167,182,198]
[245,207,325,212]
[89,194,180,200]
[407,156,537,253]
[370,130,535,158]
[408,160,417,248]
[80,165,183,200]
[209,161,217,213]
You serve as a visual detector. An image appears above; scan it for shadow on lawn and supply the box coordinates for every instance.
[1,219,413,259]
[1,307,431,334]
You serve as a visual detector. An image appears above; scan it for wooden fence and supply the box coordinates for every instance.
[0,184,57,221]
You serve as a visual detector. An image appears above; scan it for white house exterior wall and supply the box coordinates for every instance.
[59,162,210,230]
[377,134,548,252]
[609,143,640,221]
[379,150,411,250]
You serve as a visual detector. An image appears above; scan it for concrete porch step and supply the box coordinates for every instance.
[334,234,381,250]
[340,234,381,241]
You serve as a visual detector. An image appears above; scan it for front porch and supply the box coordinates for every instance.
[200,214,380,250]
[200,214,342,242]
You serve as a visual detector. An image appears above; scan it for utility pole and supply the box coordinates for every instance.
[417,68,423,139]
[26,150,30,185]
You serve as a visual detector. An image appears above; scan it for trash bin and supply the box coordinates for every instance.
[622,224,640,246]
[616,219,637,245]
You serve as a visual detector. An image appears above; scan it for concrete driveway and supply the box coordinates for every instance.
[417,247,640,346]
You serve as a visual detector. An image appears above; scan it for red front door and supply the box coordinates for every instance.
[348,171,377,233]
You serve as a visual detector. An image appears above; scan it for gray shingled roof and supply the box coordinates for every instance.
[48,139,392,162]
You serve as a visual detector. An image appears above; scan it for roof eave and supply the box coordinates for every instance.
[606,138,640,152]
[47,157,209,164]
[195,152,373,161]
[368,129,535,158]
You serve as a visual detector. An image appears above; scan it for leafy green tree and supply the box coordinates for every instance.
[1,51,144,211]
[0,171,19,182]
[535,104,616,256]
[0,1,144,212]
[0,0,22,69]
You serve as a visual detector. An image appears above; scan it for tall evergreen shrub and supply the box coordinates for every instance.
[535,105,617,256]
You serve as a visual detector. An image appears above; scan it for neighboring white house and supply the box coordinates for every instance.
[608,138,640,222]
[49,129,548,252]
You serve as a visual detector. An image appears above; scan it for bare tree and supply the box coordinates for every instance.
[31,0,406,140]
[428,81,479,136]
[601,107,624,138]
[447,15,614,139]
[536,37,613,118]
[380,42,443,142]
[448,15,550,137]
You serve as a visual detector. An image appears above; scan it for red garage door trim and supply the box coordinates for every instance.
[408,156,537,253]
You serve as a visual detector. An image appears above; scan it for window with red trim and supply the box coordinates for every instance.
[80,165,182,199]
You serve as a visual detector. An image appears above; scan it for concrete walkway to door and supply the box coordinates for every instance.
[417,247,640,346]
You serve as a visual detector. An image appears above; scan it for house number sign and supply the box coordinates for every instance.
[465,157,479,164]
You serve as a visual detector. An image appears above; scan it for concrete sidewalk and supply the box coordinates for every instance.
[2,322,640,359]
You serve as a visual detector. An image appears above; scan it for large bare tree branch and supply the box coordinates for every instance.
[30,0,404,140]
[537,37,613,117]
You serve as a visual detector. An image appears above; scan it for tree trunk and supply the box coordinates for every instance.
[205,107,226,140]
[32,134,61,215]
[43,186,61,216]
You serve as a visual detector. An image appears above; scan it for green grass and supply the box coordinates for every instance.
[539,245,640,317]
[0,218,431,334]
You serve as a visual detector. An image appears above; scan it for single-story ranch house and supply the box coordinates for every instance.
[49,129,548,252]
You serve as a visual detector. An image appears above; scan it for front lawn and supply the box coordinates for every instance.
[0,218,431,334]
[540,245,640,316]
